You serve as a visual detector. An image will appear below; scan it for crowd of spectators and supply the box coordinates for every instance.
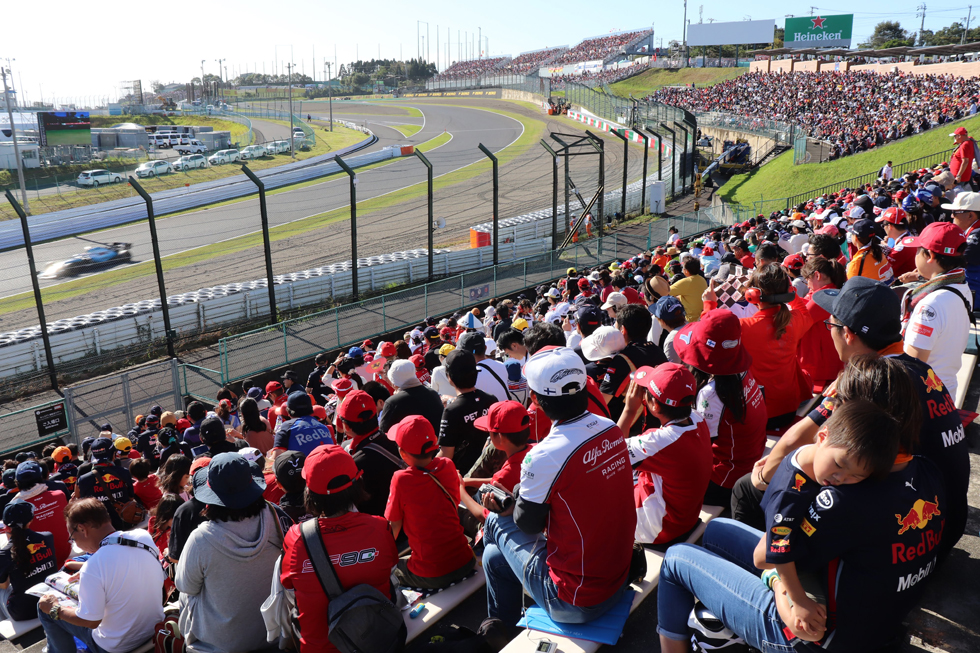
[0,140,976,652]
[499,47,568,75]
[551,62,652,90]
[648,70,980,160]
[552,30,651,65]
[437,57,507,80]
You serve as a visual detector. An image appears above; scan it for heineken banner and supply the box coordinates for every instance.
[784,14,853,49]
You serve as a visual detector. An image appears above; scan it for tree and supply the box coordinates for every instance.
[150,81,164,94]
[860,21,913,48]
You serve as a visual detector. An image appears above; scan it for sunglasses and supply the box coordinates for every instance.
[824,319,846,331]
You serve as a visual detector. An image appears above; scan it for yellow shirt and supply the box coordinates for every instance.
[670,275,708,322]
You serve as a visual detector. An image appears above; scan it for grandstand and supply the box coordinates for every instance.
[498,46,568,75]
[552,29,653,65]
[439,56,509,80]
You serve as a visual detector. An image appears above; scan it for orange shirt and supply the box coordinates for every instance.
[740,296,814,419]
[846,245,894,284]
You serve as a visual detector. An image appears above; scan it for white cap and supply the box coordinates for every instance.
[239,447,262,463]
[388,359,421,389]
[581,325,626,361]
[525,347,588,396]
[546,288,561,299]
[600,292,628,310]
[588,271,601,281]
[484,338,497,355]
[458,313,482,329]
[845,206,865,219]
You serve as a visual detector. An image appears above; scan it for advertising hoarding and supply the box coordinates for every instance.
[687,20,776,47]
[784,14,854,49]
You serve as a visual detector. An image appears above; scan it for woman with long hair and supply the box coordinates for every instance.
[846,219,894,283]
[674,309,767,508]
[739,264,814,426]
[237,397,274,454]
[158,454,192,499]
[0,502,57,621]
[798,256,848,391]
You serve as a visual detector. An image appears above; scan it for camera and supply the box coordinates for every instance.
[477,483,514,511]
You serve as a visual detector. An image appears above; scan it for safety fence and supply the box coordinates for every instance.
[694,112,798,147]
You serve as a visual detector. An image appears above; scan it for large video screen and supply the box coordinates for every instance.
[37,111,92,146]
[687,20,776,47]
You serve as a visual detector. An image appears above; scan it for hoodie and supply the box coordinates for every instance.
[176,507,283,653]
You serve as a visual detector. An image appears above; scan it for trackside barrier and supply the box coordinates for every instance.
[0,134,381,250]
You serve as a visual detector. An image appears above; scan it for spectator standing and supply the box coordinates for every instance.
[619,363,712,544]
[306,353,329,404]
[670,258,708,322]
[74,438,136,532]
[379,359,446,436]
[675,310,767,508]
[181,402,208,445]
[482,348,635,626]
[879,206,919,278]
[901,222,973,399]
[385,416,475,589]
[337,390,404,517]
[438,350,497,476]
[280,445,399,653]
[274,393,335,456]
[37,499,165,653]
[949,126,975,191]
[428,343,458,400]
[238,397,275,454]
[135,415,160,467]
[176,453,283,653]
[0,502,57,621]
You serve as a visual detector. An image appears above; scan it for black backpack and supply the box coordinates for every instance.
[301,519,406,653]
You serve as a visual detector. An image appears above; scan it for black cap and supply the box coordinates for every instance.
[457,331,487,355]
[444,349,477,379]
[281,370,300,382]
[200,417,226,445]
[848,218,875,239]
[274,450,307,493]
[157,427,178,447]
[812,277,902,342]
[90,437,114,460]
[423,326,440,340]
[1,469,16,489]
[3,501,34,528]
[425,316,437,326]
[287,391,314,417]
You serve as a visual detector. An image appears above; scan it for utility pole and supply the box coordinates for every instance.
[917,4,928,45]
[963,6,973,44]
[2,68,29,214]
[683,0,689,66]
[810,6,817,15]
[324,62,333,131]
[215,59,225,101]
[286,62,295,158]
[200,60,206,102]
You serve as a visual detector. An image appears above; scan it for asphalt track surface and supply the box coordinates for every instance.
[0,99,648,331]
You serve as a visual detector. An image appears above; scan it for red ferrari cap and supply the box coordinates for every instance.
[303,444,363,495]
[474,401,530,434]
[875,206,908,225]
[265,381,283,394]
[387,415,438,455]
[338,390,377,423]
[378,342,397,357]
[331,377,354,397]
[632,362,697,407]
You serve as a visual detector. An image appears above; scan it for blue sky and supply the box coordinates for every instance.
[3,0,977,104]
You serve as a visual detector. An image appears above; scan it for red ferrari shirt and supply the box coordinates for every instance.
[886,234,918,278]
[281,513,398,653]
[384,457,473,578]
[697,374,767,489]
[951,139,975,182]
[19,486,69,568]
[134,475,163,511]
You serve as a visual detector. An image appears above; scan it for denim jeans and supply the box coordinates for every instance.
[38,605,109,653]
[658,518,796,653]
[482,512,627,626]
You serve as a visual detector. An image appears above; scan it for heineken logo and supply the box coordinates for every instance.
[793,31,844,41]
[811,16,826,28]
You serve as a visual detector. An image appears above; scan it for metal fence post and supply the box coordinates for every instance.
[128,177,175,359]
[675,122,690,194]
[5,190,57,390]
[414,150,435,281]
[659,123,676,199]
[238,164,278,325]
[282,323,289,365]
[477,144,499,266]
[335,156,359,300]
[585,131,604,237]
[539,140,560,251]
[610,129,629,218]
[633,130,649,214]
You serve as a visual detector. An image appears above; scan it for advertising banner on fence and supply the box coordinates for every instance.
[784,14,853,49]
[573,60,603,75]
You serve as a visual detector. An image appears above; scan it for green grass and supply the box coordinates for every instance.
[390,124,422,137]
[609,67,748,97]
[718,116,980,206]
[0,110,541,316]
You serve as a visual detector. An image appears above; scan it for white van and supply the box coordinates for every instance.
[173,139,207,154]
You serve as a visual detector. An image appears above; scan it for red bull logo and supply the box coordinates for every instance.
[896,496,942,535]
[921,369,944,394]
[101,473,118,484]
[792,473,806,492]
[26,542,46,554]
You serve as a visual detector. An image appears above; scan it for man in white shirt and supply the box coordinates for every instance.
[38,498,165,653]
[457,332,512,403]
[881,160,893,181]
[902,222,973,400]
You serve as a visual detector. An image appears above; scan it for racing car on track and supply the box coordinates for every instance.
[37,242,133,279]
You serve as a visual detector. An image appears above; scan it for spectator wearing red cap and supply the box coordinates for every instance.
[673,311,767,507]
[798,257,847,390]
[337,390,403,516]
[385,416,475,589]
[458,401,533,527]
[281,444,399,653]
[901,222,973,399]
[618,363,712,543]
[949,126,976,191]
[781,253,808,298]
[877,206,919,278]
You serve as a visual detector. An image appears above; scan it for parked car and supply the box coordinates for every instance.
[38,242,133,279]
[172,154,208,171]
[173,139,207,154]
[77,169,124,187]
[208,149,240,165]
[239,145,267,160]
[291,128,305,140]
[135,160,173,178]
[266,140,290,154]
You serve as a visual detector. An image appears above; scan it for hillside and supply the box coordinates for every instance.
[610,66,748,97]
[718,116,980,206]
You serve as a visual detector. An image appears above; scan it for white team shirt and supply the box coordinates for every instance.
[903,281,972,400]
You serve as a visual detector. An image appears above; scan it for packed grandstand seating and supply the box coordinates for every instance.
[4,161,977,652]
[438,56,507,79]
[551,61,652,89]
[498,47,568,75]
[551,29,651,65]
[648,70,980,160]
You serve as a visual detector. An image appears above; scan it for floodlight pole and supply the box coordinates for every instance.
[335,155,359,300]
[239,164,279,324]
[128,177,175,359]
[1,68,29,214]
[414,149,435,280]
[478,144,499,265]
[540,140,560,250]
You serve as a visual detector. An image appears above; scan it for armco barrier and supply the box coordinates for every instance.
[0,134,380,250]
